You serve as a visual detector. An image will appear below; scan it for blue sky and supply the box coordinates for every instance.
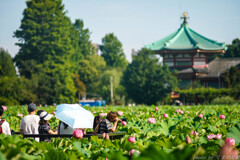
[0,0,240,62]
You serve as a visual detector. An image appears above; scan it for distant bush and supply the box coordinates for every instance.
[211,96,237,105]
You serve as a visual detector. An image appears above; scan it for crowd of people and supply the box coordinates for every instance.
[0,103,122,142]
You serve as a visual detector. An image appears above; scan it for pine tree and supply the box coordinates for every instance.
[14,0,76,104]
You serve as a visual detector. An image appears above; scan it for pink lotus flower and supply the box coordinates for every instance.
[92,111,96,114]
[191,131,199,136]
[158,116,161,120]
[207,134,216,140]
[73,129,83,139]
[179,110,184,114]
[155,107,159,111]
[128,137,135,143]
[2,106,7,111]
[100,113,107,117]
[198,114,203,118]
[17,113,23,117]
[148,118,156,124]
[225,138,235,146]
[216,134,222,140]
[129,149,140,156]
[186,111,190,114]
[186,136,191,144]
[175,109,181,113]
[122,121,127,126]
[117,111,123,116]
[220,115,225,119]
[52,111,56,115]
[130,109,133,112]
[163,114,168,118]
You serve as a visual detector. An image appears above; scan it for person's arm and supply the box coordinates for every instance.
[48,130,58,134]
[109,118,121,132]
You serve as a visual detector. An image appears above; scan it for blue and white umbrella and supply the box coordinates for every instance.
[56,104,94,128]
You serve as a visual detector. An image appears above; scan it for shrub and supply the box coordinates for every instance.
[211,96,237,105]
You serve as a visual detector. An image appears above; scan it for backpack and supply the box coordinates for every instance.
[0,119,6,134]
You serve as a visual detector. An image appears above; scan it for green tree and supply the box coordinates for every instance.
[79,54,106,91]
[0,48,16,77]
[100,33,128,68]
[97,68,125,104]
[14,0,76,104]
[0,48,36,105]
[223,66,240,88]
[122,48,178,105]
[224,38,240,58]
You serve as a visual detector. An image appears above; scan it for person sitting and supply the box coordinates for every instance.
[0,106,11,135]
[58,121,74,134]
[93,116,103,134]
[94,111,121,134]
[20,103,39,141]
[38,111,58,142]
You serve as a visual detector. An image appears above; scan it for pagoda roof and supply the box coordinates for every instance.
[145,14,227,52]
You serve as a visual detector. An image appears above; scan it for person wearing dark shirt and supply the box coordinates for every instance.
[94,111,121,134]
[38,111,57,142]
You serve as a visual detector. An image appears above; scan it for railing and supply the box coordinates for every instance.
[12,131,127,141]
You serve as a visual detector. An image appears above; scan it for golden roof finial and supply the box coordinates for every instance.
[183,12,187,17]
[181,12,189,26]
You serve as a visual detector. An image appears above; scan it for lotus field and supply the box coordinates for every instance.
[0,105,240,159]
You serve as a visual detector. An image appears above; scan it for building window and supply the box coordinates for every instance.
[194,61,206,65]
[184,54,191,58]
[176,54,183,58]
[165,62,174,67]
[176,61,192,66]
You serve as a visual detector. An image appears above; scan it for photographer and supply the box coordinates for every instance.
[94,111,121,134]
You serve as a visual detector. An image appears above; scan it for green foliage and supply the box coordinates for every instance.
[223,66,240,88]
[13,0,80,104]
[227,123,240,145]
[100,33,128,68]
[176,88,239,104]
[123,48,178,105]
[96,68,126,104]
[224,38,240,58]
[211,96,237,105]
[0,48,16,77]
[1,105,240,159]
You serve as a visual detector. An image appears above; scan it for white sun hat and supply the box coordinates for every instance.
[40,111,53,121]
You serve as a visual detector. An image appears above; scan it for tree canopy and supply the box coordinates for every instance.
[122,48,178,105]
[224,38,240,58]
[0,48,16,77]
[14,0,76,104]
[100,33,128,68]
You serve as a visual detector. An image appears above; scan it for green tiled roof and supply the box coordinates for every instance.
[145,23,227,51]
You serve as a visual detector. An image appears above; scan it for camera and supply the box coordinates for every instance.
[120,118,127,122]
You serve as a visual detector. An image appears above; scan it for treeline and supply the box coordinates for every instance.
[0,0,177,106]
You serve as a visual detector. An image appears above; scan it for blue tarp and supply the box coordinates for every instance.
[80,100,105,107]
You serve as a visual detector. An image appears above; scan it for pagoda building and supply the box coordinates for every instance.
[146,13,228,88]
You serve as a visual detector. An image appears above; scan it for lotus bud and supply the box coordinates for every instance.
[122,121,127,126]
[186,136,191,144]
[225,138,235,146]
[128,137,135,143]
[220,115,225,119]
[73,129,83,139]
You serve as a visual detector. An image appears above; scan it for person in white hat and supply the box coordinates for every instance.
[38,111,58,142]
